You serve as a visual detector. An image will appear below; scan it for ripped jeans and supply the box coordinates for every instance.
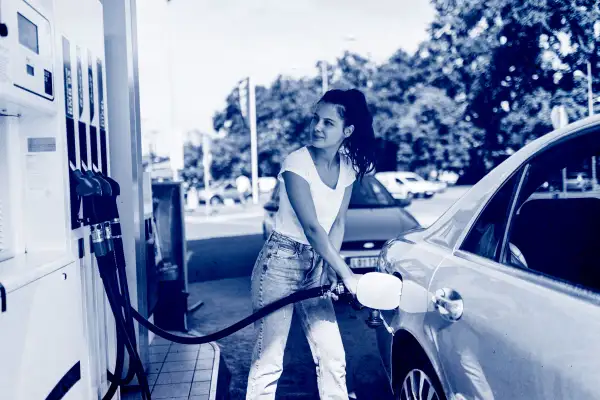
[246,231,349,400]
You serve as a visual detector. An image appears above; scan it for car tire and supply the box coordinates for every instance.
[394,347,446,400]
[210,196,223,206]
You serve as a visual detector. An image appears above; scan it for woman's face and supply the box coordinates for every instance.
[310,102,352,150]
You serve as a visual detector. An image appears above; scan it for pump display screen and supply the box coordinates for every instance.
[17,13,39,54]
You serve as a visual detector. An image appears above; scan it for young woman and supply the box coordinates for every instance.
[246,88,377,399]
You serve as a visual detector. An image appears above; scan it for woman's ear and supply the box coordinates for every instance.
[344,125,355,138]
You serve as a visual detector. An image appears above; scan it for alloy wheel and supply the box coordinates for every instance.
[399,368,440,400]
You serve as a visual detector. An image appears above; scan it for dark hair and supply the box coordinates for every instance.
[317,88,377,180]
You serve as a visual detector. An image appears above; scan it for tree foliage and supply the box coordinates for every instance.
[182,0,600,184]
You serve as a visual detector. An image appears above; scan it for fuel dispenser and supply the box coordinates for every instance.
[0,0,118,398]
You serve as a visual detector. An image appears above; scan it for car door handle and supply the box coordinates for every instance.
[432,288,463,322]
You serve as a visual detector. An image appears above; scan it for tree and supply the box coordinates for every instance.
[419,0,599,178]
[211,76,322,181]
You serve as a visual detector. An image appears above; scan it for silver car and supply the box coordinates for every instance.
[373,115,600,400]
[262,175,420,270]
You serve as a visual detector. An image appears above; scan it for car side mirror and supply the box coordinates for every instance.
[263,201,278,212]
[395,198,409,208]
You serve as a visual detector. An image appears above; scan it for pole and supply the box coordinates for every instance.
[248,77,259,205]
[588,62,598,188]
[165,1,181,182]
[320,61,328,94]
[202,134,212,215]
[587,61,594,116]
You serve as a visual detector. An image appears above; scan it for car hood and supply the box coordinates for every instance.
[343,207,420,242]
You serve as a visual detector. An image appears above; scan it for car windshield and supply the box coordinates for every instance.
[349,177,396,208]
[401,175,421,182]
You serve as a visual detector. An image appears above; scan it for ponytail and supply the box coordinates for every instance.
[318,89,377,180]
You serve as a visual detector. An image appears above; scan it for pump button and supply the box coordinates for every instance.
[26,64,35,76]
[0,282,6,313]
[44,70,54,96]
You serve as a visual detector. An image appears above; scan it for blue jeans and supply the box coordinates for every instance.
[246,231,349,400]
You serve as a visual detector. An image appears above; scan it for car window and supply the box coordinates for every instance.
[349,177,396,208]
[403,176,419,182]
[460,172,522,261]
[502,129,600,292]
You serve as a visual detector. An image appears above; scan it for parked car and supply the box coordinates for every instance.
[373,115,600,400]
[372,173,413,207]
[376,171,442,198]
[198,180,250,205]
[262,175,420,270]
[437,170,460,186]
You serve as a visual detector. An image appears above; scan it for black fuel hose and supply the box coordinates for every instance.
[107,238,138,385]
[97,255,152,400]
[103,328,125,400]
[102,251,342,344]
[126,285,335,344]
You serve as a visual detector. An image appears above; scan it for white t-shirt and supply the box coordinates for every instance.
[274,146,357,244]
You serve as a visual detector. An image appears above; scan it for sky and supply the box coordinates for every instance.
[136,0,436,156]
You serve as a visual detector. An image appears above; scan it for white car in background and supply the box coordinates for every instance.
[376,171,444,199]
[373,172,413,206]
[437,170,460,186]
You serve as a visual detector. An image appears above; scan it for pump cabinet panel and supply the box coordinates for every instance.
[0,262,86,399]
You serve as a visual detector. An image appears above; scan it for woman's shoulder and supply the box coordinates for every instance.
[278,146,312,181]
[282,146,310,165]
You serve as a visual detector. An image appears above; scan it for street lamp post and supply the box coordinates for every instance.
[319,61,328,94]
[586,62,598,188]
[237,77,259,204]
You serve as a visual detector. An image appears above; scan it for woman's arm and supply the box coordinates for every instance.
[320,187,351,296]
[327,186,351,252]
[283,171,358,292]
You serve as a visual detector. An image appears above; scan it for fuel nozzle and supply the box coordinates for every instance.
[330,283,365,311]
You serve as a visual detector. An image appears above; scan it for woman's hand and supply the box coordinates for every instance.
[320,262,339,301]
[342,273,361,296]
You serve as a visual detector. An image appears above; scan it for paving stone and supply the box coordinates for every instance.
[151,383,192,399]
[156,371,195,385]
[161,360,197,372]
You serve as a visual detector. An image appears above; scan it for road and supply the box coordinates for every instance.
[183,186,470,399]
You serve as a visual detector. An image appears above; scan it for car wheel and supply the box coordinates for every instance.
[394,350,446,400]
[210,196,223,206]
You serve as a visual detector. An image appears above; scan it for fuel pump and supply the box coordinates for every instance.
[0,0,119,398]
